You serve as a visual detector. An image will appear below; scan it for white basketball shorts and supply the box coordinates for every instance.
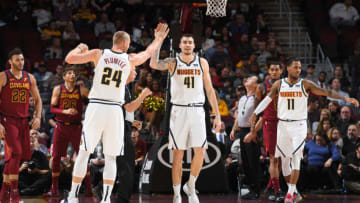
[168,105,207,150]
[275,119,307,159]
[80,100,124,156]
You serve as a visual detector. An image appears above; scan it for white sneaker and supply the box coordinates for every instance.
[173,195,182,203]
[183,182,200,203]
[65,196,79,203]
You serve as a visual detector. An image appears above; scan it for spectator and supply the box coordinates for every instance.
[330,66,351,91]
[30,129,48,156]
[63,21,80,42]
[99,31,113,49]
[53,0,73,27]
[131,122,147,191]
[209,43,232,68]
[32,6,52,28]
[328,127,344,157]
[135,71,152,95]
[215,90,229,117]
[33,63,53,92]
[202,26,215,52]
[72,0,96,27]
[328,101,340,124]
[42,21,62,41]
[250,36,259,53]
[137,29,152,48]
[236,34,253,58]
[47,64,64,91]
[316,117,333,136]
[266,39,282,59]
[336,106,355,136]
[233,68,245,88]
[338,142,360,193]
[317,71,328,89]
[229,14,249,36]
[18,136,51,196]
[90,0,112,14]
[327,78,350,106]
[94,12,116,37]
[302,133,341,190]
[256,41,272,67]
[250,13,269,35]
[308,97,320,130]
[44,37,63,61]
[312,108,331,136]
[343,124,360,157]
[305,64,317,83]
[330,0,359,28]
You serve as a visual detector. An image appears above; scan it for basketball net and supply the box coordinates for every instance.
[205,0,227,18]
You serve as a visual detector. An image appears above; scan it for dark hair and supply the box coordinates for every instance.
[307,64,315,69]
[8,48,23,60]
[63,66,78,76]
[308,96,318,104]
[287,57,300,66]
[319,71,327,75]
[181,33,194,40]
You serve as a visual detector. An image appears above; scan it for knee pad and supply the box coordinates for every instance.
[72,150,90,178]
[281,157,291,177]
[291,156,301,170]
[103,155,117,181]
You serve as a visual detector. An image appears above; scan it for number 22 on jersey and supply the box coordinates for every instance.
[100,67,122,88]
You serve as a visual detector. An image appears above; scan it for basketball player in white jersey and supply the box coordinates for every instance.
[63,23,169,203]
[250,58,359,203]
[149,34,221,203]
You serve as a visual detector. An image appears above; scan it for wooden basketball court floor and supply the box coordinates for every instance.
[20,194,360,203]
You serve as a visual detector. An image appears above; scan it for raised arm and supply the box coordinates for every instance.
[65,43,102,66]
[29,74,42,130]
[304,79,359,107]
[201,57,221,133]
[149,43,176,72]
[129,23,169,67]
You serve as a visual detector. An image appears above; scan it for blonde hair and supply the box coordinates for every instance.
[113,31,129,45]
[327,127,340,142]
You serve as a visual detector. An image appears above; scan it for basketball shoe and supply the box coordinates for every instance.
[183,182,200,203]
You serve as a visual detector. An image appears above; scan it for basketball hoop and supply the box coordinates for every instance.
[206,0,228,18]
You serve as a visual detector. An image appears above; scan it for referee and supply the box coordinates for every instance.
[230,76,261,200]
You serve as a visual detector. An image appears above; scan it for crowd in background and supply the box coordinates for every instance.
[0,0,359,197]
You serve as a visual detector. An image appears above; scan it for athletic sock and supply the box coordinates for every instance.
[173,184,181,196]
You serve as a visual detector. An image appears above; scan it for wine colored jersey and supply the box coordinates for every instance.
[55,84,83,123]
[262,80,278,120]
[0,70,31,118]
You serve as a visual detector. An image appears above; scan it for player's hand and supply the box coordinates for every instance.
[0,123,5,139]
[140,88,152,98]
[230,130,235,141]
[154,23,169,41]
[20,162,28,172]
[63,108,78,115]
[249,113,257,127]
[126,66,137,84]
[30,117,41,130]
[213,116,221,133]
[77,43,88,53]
[345,97,359,108]
[244,131,257,143]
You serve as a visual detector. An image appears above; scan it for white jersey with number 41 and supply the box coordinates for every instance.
[170,55,205,105]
